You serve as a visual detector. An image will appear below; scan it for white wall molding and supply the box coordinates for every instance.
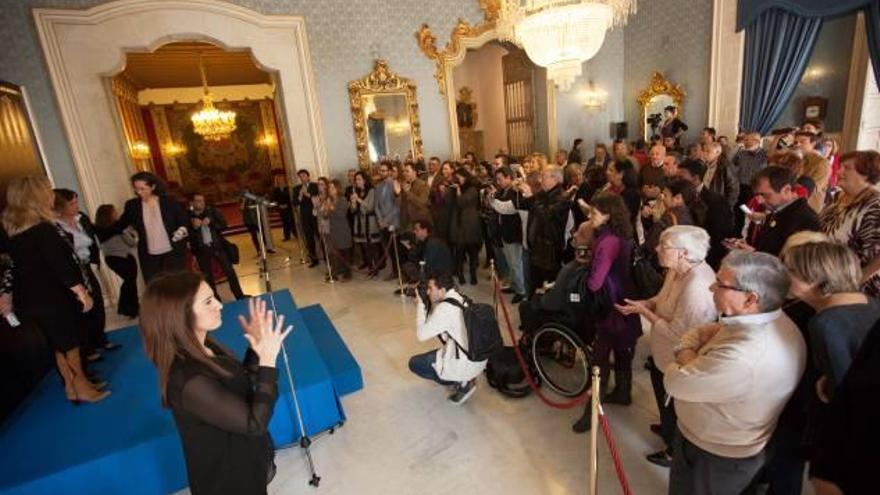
[708,0,744,136]
[33,0,327,213]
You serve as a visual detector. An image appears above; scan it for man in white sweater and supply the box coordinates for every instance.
[664,251,806,495]
[408,272,487,404]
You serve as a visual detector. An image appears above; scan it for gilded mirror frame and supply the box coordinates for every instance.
[348,59,423,170]
[415,0,559,158]
[637,72,686,141]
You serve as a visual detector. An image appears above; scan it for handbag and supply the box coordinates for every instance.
[632,246,663,299]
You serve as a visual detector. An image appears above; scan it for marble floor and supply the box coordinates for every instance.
[104,230,808,495]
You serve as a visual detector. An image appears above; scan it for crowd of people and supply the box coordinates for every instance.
[2,112,879,494]
[362,118,879,495]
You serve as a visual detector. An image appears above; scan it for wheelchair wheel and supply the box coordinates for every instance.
[530,322,592,397]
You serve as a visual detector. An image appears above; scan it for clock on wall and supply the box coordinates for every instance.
[803,96,828,120]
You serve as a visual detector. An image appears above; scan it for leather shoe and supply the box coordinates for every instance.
[645,449,673,468]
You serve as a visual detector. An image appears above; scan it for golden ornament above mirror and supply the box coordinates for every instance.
[348,60,423,169]
[637,72,686,142]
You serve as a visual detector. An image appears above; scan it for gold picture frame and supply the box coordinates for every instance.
[637,72,686,141]
[348,60,423,169]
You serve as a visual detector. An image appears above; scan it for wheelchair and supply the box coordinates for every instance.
[518,295,595,398]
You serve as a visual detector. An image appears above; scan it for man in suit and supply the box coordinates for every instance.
[375,161,401,280]
[398,162,431,231]
[678,159,734,270]
[724,166,820,257]
[292,169,320,267]
[701,142,740,210]
[114,172,190,282]
[189,193,246,301]
[270,174,294,241]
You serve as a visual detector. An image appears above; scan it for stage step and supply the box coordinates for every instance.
[300,304,364,397]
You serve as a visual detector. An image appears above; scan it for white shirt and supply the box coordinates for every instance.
[416,289,487,383]
[664,309,806,458]
[57,215,93,263]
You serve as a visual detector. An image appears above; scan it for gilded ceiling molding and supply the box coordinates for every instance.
[416,1,500,96]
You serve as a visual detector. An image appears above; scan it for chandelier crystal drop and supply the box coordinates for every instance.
[497,0,637,91]
[191,56,236,141]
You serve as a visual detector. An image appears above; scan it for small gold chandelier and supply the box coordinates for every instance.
[191,55,236,141]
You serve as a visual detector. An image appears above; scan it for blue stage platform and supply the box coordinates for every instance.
[0,290,362,495]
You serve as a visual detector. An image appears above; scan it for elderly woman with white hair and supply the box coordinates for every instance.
[616,225,717,467]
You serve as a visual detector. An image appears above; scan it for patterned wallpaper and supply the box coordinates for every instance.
[0,0,483,193]
[0,0,714,194]
[554,27,626,153]
[624,0,714,144]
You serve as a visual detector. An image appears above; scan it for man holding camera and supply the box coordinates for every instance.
[190,193,247,301]
[488,166,527,303]
[409,271,486,404]
[395,220,453,296]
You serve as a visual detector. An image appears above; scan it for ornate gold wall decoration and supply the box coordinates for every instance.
[416,3,500,97]
[348,60,423,169]
[636,72,686,107]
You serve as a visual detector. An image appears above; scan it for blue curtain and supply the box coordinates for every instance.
[737,0,871,31]
[739,9,823,134]
[866,1,880,90]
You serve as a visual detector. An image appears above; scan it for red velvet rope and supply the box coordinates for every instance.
[599,409,634,495]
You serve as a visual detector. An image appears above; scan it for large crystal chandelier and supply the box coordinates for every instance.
[496,0,637,91]
[191,56,236,141]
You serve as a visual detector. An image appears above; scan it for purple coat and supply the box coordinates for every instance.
[587,228,642,348]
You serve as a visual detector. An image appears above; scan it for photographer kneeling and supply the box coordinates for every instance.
[408,272,487,404]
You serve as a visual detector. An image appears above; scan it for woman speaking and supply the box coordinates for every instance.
[139,272,291,495]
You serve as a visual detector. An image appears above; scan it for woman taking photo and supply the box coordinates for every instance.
[140,273,291,495]
[573,193,641,433]
[320,180,352,282]
[350,171,382,275]
[113,172,190,282]
[603,160,641,228]
[430,160,456,242]
[2,176,108,404]
[450,166,483,285]
[616,226,716,466]
[94,204,139,318]
[54,189,119,360]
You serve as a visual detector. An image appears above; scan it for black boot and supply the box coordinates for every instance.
[603,369,632,405]
[572,402,592,433]
[470,267,478,285]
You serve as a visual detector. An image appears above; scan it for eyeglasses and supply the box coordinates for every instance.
[713,279,750,293]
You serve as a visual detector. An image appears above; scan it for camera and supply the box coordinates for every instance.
[416,261,431,311]
[646,112,662,129]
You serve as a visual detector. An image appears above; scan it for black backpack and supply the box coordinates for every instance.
[440,296,503,362]
[485,341,539,398]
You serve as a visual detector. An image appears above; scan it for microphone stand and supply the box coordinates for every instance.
[251,202,325,487]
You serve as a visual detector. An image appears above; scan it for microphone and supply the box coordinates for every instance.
[241,191,278,207]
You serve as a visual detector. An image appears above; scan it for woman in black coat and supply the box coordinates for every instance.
[112,172,190,282]
[54,189,120,360]
[450,167,483,285]
[140,272,291,495]
[2,176,109,404]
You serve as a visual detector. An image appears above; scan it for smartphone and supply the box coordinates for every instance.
[739,204,753,215]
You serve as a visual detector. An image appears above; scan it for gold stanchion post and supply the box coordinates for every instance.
[590,366,601,495]
[391,227,405,296]
[292,209,308,264]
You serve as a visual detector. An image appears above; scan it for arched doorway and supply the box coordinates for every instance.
[33,0,326,214]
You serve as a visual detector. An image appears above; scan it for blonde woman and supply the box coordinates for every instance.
[2,176,109,404]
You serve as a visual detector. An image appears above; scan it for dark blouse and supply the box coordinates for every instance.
[167,340,278,495]
[809,298,880,395]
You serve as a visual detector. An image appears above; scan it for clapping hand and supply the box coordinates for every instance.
[238,298,293,368]
[615,298,650,316]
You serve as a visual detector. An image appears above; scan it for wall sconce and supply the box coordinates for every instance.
[258,133,277,147]
[803,66,826,81]
[580,81,607,109]
[130,141,151,160]
[163,142,186,157]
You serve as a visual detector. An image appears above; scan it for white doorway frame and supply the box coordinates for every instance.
[33,0,328,214]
